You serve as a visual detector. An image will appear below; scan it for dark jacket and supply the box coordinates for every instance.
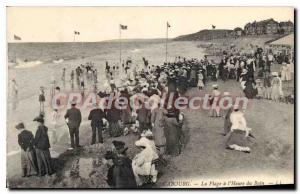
[105,106,121,123]
[18,130,35,151]
[105,152,137,188]
[137,105,151,124]
[64,107,82,128]
[88,108,106,127]
[34,125,50,150]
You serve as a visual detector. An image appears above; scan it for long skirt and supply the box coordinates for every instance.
[178,77,187,94]
[225,130,250,152]
[164,117,182,156]
[271,86,281,101]
[197,79,204,88]
[244,86,258,99]
[21,149,38,177]
[152,124,166,148]
[35,148,53,176]
[109,121,123,137]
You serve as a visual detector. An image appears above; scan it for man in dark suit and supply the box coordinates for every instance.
[64,100,82,149]
[88,103,106,144]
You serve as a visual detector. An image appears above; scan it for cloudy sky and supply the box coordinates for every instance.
[7,7,294,42]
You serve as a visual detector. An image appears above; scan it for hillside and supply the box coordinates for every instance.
[174,29,233,41]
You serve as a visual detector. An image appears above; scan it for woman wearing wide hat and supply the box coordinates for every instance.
[33,116,53,176]
[105,141,137,188]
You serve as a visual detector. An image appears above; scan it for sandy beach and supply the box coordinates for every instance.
[6,37,294,188]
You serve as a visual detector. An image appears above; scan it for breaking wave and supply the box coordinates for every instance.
[14,59,43,69]
[131,48,141,53]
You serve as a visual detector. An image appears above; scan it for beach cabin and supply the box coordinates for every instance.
[266,33,294,63]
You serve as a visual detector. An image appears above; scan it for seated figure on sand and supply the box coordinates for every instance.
[132,130,159,186]
[225,104,253,153]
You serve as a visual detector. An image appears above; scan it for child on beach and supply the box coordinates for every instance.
[209,84,221,117]
[50,76,56,99]
[255,79,264,99]
[39,86,45,114]
[70,70,75,90]
[197,72,204,90]
[61,68,66,81]
[50,109,59,144]
[12,78,18,96]
[80,75,85,89]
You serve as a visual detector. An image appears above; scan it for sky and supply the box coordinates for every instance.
[7,7,294,42]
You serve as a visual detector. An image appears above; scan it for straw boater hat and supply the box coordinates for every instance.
[15,122,25,130]
[272,72,278,77]
[212,84,218,89]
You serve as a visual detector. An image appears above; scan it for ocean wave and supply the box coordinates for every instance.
[53,58,64,64]
[131,48,141,53]
[15,59,43,69]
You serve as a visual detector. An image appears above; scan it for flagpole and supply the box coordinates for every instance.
[119,25,122,65]
[165,23,168,63]
[212,26,215,55]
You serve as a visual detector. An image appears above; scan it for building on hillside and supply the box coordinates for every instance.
[244,18,294,36]
[264,19,279,34]
[279,21,294,34]
[244,19,279,35]
[244,21,257,35]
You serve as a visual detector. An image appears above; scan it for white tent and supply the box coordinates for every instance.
[268,34,294,47]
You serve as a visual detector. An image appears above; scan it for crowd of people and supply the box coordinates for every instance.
[15,45,294,187]
[210,48,293,102]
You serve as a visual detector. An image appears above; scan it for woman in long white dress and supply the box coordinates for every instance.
[271,72,283,102]
[280,62,288,81]
[197,73,204,90]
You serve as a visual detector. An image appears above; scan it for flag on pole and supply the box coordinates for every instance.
[120,24,127,30]
[167,22,171,28]
[212,25,216,29]
[74,31,80,35]
[14,34,21,40]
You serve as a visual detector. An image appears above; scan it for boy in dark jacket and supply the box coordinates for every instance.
[17,122,38,177]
